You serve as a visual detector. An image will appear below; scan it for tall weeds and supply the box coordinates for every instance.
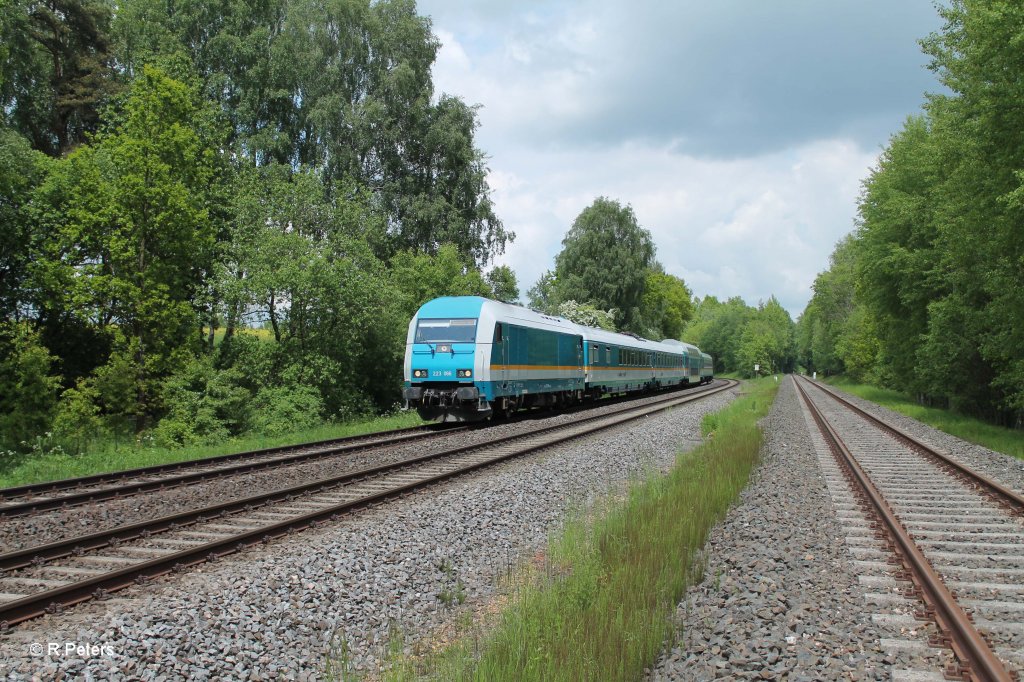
[382,378,778,682]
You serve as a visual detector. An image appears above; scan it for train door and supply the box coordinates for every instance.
[494,323,508,391]
[575,336,584,392]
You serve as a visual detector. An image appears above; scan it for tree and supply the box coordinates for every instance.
[486,265,519,303]
[794,0,1024,423]
[388,244,492,320]
[683,296,752,374]
[920,0,1024,417]
[555,300,616,330]
[0,322,61,449]
[526,270,559,313]
[0,127,47,320]
[30,65,222,431]
[554,197,655,332]
[112,0,511,266]
[639,268,694,340]
[1,0,118,155]
[216,161,406,416]
[754,297,796,374]
[856,115,945,393]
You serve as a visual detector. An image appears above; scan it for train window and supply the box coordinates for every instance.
[415,318,478,343]
[606,346,611,364]
[493,324,502,343]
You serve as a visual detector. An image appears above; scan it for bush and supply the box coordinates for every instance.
[0,322,61,450]
[153,356,250,448]
[52,379,105,453]
[249,384,324,436]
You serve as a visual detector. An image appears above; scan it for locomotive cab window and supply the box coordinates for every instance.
[415,318,477,344]
[493,324,502,343]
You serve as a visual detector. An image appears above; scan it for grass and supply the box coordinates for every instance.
[0,411,427,489]
[345,376,778,682]
[823,377,1024,460]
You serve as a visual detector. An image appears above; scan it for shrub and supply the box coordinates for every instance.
[0,322,61,450]
[153,356,250,448]
[52,379,105,454]
[249,384,324,436]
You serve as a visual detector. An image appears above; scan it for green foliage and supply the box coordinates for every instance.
[214,160,407,416]
[800,1,1024,425]
[112,0,510,266]
[639,269,695,340]
[0,126,47,319]
[0,323,61,450]
[526,269,559,313]
[684,296,795,378]
[52,379,105,454]
[30,65,222,428]
[388,244,492,320]
[0,0,525,464]
[0,410,426,487]
[152,356,249,448]
[249,385,324,437]
[486,265,520,303]
[553,197,656,332]
[0,0,118,155]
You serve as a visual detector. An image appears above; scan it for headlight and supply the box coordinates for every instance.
[413,369,427,378]
[457,369,472,378]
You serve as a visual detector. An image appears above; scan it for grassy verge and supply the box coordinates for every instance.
[354,377,777,682]
[823,377,1023,460]
[0,411,427,489]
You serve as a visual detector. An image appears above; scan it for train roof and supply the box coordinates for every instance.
[415,296,581,334]
[412,296,690,354]
[581,326,683,354]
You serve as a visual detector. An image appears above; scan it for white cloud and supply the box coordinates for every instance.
[418,0,938,318]
[483,138,876,317]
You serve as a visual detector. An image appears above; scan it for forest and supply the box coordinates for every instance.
[798,0,1024,427]
[0,0,518,453]
[0,0,797,457]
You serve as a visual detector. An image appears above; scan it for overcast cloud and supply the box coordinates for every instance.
[416,0,944,317]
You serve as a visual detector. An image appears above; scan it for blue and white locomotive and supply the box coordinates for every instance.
[402,296,714,422]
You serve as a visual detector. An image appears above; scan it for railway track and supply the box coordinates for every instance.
[0,383,712,521]
[0,424,465,519]
[795,376,1023,682]
[0,379,736,628]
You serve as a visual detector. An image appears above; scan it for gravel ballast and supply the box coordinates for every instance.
[0,389,721,553]
[818,382,1024,496]
[651,376,1022,681]
[0,385,737,680]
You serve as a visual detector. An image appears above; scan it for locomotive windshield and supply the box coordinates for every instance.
[415,318,478,344]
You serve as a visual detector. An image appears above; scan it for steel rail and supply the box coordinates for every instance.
[0,426,464,519]
[0,380,736,626]
[806,377,1024,516]
[0,424,449,501]
[795,377,1013,682]
[0,381,713,517]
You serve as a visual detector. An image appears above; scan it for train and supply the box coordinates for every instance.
[402,296,714,422]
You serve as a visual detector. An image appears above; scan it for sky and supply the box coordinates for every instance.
[416,0,946,318]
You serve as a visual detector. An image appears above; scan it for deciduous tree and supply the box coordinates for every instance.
[554,197,655,332]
